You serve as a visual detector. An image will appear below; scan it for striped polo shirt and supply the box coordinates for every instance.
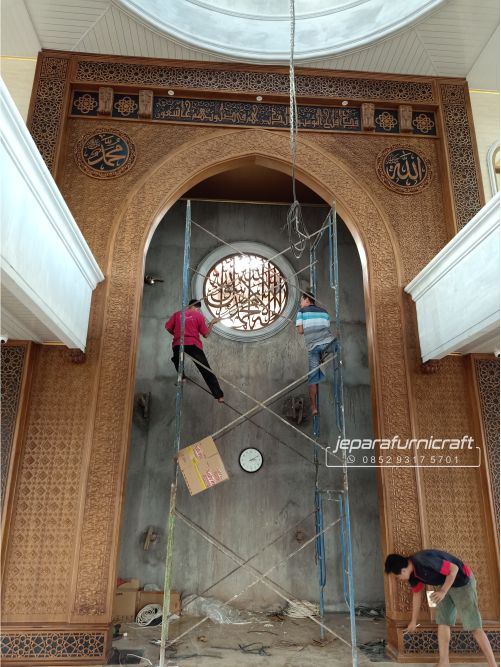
[296,305,335,351]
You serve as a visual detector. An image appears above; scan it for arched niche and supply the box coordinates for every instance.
[72,127,419,628]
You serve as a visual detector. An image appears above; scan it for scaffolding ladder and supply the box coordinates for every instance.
[156,200,358,667]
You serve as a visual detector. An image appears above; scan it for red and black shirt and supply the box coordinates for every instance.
[409,550,472,593]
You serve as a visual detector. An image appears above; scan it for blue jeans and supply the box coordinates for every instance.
[307,340,335,385]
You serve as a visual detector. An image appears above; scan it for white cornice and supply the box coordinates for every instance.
[0,78,104,289]
[405,194,500,300]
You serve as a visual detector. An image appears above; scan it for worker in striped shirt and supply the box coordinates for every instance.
[295,293,335,416]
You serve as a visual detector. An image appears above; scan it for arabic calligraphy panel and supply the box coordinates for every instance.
[376,146,432,195]
[194,242,299,342]
[204,253,288,332]
[152,97,361,132]
[74,128,136,179]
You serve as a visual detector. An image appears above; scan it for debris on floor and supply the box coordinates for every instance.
[182,594,256,624]
[267,611,286,622]
[284,599,320,618]
[272,639,306,651]
[107,647,145,665]
[355,604,385,620]
[358,638,389,662]
[136,603,180,627]
[312,636,337,647]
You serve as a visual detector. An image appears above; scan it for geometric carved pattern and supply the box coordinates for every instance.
[0,631,105,660]
[1,345,26,507]
[2,347,93,617]
[403,630,500,654]
[28,56,69,174]
[415,356,497,616]
[474,358,500,528]
[112,94,140,118]
[71,91,99,116]
[440,83,483,231]
[374,109,399,133]
[75,61,436,103]
[412,111,436,136]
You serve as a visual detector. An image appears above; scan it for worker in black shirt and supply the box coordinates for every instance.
[385,550,497,667]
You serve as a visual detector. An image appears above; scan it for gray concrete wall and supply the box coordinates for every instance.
[118,200,384,611]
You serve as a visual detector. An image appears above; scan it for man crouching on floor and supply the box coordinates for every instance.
[385,551,497,666]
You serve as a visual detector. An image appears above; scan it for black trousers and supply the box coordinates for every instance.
[172,345,224,399]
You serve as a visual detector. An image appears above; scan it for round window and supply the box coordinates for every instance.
[193,242,299,342]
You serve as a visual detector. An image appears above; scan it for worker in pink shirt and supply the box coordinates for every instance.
[165,299,224,402]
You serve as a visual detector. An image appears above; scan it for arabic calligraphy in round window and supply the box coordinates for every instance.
[194,242,298,342]
[204,253,288,331]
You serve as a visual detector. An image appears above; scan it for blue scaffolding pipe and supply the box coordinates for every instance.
[320,202,357,665]
[331,207,357,664]
[309,246,317,299]
[314,486,327,638]
[174,199,193,460]
[157,201,358,665]
[159,201,192,667]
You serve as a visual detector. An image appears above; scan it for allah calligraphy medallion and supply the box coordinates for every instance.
[376,146,432,195]
[75,128,136,179]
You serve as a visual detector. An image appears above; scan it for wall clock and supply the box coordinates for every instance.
[239,448,263,473]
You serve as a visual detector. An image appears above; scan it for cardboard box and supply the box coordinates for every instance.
[178,436,229,496]
[136,591,181,616]
[112,579,140,622]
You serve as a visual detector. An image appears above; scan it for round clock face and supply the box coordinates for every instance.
[239,447,263,473]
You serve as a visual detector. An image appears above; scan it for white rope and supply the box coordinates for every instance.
[286,0,308,259]
[289,0,298,179]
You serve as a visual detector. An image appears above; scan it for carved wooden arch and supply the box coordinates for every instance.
[72,127,420,620]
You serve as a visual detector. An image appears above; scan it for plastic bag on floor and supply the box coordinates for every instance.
[183,594,255,624]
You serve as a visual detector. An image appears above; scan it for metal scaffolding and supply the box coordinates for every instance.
[157,200,358,667]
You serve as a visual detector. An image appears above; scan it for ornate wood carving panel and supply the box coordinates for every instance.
[74,59,436,103]
[402,629,500,655]
[413,356,499,617]
[313,134,448,283]
[5,51,493,662]
[28,55,70,175]
[2,347,95,621]
[1,629,106,663]
[474,358,500,528]
[439,83,484,231]
[0,345,26,507]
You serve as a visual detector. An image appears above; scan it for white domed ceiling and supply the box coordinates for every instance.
[117,0,446,61]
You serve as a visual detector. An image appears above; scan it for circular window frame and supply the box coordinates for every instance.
[193,242,299,342]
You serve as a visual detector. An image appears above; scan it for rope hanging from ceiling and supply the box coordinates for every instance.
[286,0,309,259]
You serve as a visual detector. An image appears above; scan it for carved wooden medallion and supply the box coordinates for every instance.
[74,128,136,179]
[376,145,432,194]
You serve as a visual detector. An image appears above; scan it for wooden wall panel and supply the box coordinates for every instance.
[1,51,497,664]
